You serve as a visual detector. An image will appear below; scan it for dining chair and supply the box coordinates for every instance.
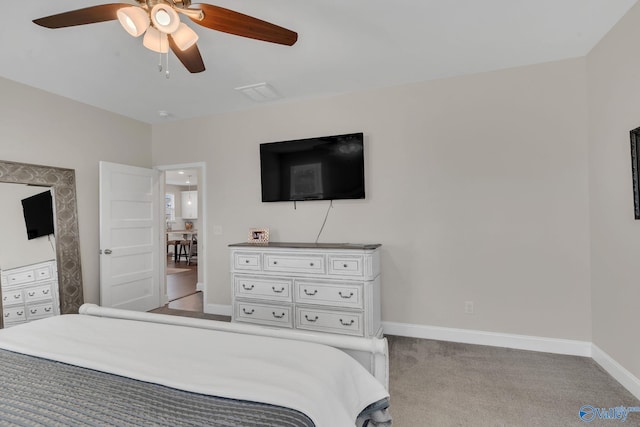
[166,238,180,262]
[187,234,198,266]
[176,239,190,262]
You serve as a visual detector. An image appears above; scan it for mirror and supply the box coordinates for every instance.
[0,160,84,320]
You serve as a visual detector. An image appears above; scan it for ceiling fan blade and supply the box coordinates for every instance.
[188,4,297,46]
[169,36,206,73]
[33,3,132,29]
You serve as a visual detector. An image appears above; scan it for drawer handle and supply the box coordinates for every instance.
[304,289,318,296]
[338,291,354,299]
[245,260,250,264]
[13,295,20,299]
[242,284,255,291]
[272,311,285,319]
[3,313,8,318]
[273,261,278,265]
[343,264,348,268]
[28,291,36,297]
[305,315,319,322]
[339,318,355,326]
[272,286,285,294]
[45,307,52,312]
[242,308,255,315]
[17,311,23,316]
[43,289,50,295]
[309,262,314,267]
[30,309,37,314]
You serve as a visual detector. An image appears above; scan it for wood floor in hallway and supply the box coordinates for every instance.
[164,256,201,312]
[150,256,231,321]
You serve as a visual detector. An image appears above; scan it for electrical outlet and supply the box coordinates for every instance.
[464,301,474,314]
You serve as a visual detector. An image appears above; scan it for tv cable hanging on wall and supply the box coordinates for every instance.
[314,200,333,244]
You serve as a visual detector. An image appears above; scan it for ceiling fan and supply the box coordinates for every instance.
[33,0,298,74]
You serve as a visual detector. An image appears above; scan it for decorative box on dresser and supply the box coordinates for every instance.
[0,259,60,328]
[230,242,382,338]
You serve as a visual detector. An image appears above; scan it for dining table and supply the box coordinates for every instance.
[166,230,197,262]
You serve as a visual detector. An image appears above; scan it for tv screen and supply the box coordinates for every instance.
[260,133,365,202]
[21,190,55,240]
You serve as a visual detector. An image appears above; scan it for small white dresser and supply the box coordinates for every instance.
[1,259,60,328]
[230,242,382,338]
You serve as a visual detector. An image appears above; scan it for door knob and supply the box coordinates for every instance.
[104,249,112,255]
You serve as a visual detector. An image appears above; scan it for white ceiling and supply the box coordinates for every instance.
[1,0,636,124]
[166,169,198,186]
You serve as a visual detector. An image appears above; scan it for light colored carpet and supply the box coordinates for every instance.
[387,336,640,426]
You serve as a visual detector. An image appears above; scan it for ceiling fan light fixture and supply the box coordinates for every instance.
[151,4,180,34]
[143,26,169,53]
[117,7,150,37]
[172,23,199,51]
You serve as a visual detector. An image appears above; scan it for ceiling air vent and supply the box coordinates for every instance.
[235,82,280,102]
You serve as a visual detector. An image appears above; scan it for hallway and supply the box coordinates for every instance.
[150,257,230,321]
[165,256,201,311]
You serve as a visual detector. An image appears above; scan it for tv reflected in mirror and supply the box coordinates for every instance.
[21,190,55,240]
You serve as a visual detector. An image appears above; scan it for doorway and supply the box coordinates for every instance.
[157,163,206,314]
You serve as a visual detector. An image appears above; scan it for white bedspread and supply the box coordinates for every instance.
[0,315,388,427]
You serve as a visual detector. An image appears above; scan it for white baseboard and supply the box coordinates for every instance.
[592,344,640,401]
[204,303,232,317]
[382,321,592,357]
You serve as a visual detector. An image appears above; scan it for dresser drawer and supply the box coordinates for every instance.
[3,306,26,323]
[233,252,262,271]
[295,307,363,337]
[24,284,55,303]
[234,301,293,328]
[4,270,36,286]
[2,289,24,307]
[328,255,365,277]
[34,265,54,281]
[295,280,363,309]
[263,253,325,275]
[26,302,56,320]
[234,275,292,302]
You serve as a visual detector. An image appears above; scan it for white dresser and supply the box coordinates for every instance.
[230,242,382,338]
[1,259,60,328]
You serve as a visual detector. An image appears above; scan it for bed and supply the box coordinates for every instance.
[0,304,392,426]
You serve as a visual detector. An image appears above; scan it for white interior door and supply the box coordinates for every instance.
[99,161,161,311]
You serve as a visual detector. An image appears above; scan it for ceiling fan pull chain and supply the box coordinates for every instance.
[165,52,170,79]
[158,51,162,72]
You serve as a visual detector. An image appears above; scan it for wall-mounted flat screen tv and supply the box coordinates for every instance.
[260,132,365,202]
[21,190,55,240]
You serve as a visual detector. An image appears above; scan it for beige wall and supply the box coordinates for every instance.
[587,2,640,379]
[0,77,152,304]
[152,57,592,340]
